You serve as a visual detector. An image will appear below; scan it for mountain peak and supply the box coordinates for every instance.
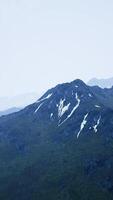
[71,78,85,84]
[70,79,86,87]
[41,79,87,100]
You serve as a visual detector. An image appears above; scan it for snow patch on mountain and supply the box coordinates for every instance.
[34,102,44,113]
[59,93,80,126]
[37,93,52,103]
[93,116,101,133]
[50,113,54,119]
[88,93,92,97]
[95,105,101,108]
[77,113,88,138]
[58,99,70,118]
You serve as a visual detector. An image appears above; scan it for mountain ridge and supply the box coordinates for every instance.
[1,79,113,137]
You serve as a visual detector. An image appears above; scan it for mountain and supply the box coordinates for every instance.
[1,79,113,200]
[88,77,113,88]
[0,92,39,111]
[0,107,22,117]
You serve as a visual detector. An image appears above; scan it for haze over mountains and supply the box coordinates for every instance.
[1,79,113,199]
[0,93,39,116]
[1,0,113,199]
[0,107,21,117]
[88,77,113,88]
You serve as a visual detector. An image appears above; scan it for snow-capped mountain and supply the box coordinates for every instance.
[88,77,113,88]
[1,79,113,200]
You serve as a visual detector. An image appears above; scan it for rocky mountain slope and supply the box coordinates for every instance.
[0,79,113,200]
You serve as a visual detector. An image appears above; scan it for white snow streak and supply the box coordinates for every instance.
[59,93,80,126]
[77,113,88,138]
[37,93,52,103]
[95,105,101,108]
[89,93,92,97]
[34,102,44,113]
[58,99,70,118]
[50,113,53,119]
[93,116,101,133]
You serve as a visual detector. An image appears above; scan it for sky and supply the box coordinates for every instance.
[0,0,113,97]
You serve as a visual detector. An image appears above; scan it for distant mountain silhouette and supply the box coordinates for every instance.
[0,93,39,111]
[88,77,113,88]
[0,107,21,117]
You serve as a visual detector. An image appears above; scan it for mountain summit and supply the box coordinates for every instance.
[20,78,113,138]
[1,79,113,200]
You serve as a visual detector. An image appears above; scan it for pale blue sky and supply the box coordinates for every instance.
[0,0,113,96]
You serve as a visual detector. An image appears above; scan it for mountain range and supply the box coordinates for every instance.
[88,77,113,88]
[1,79,113,200]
